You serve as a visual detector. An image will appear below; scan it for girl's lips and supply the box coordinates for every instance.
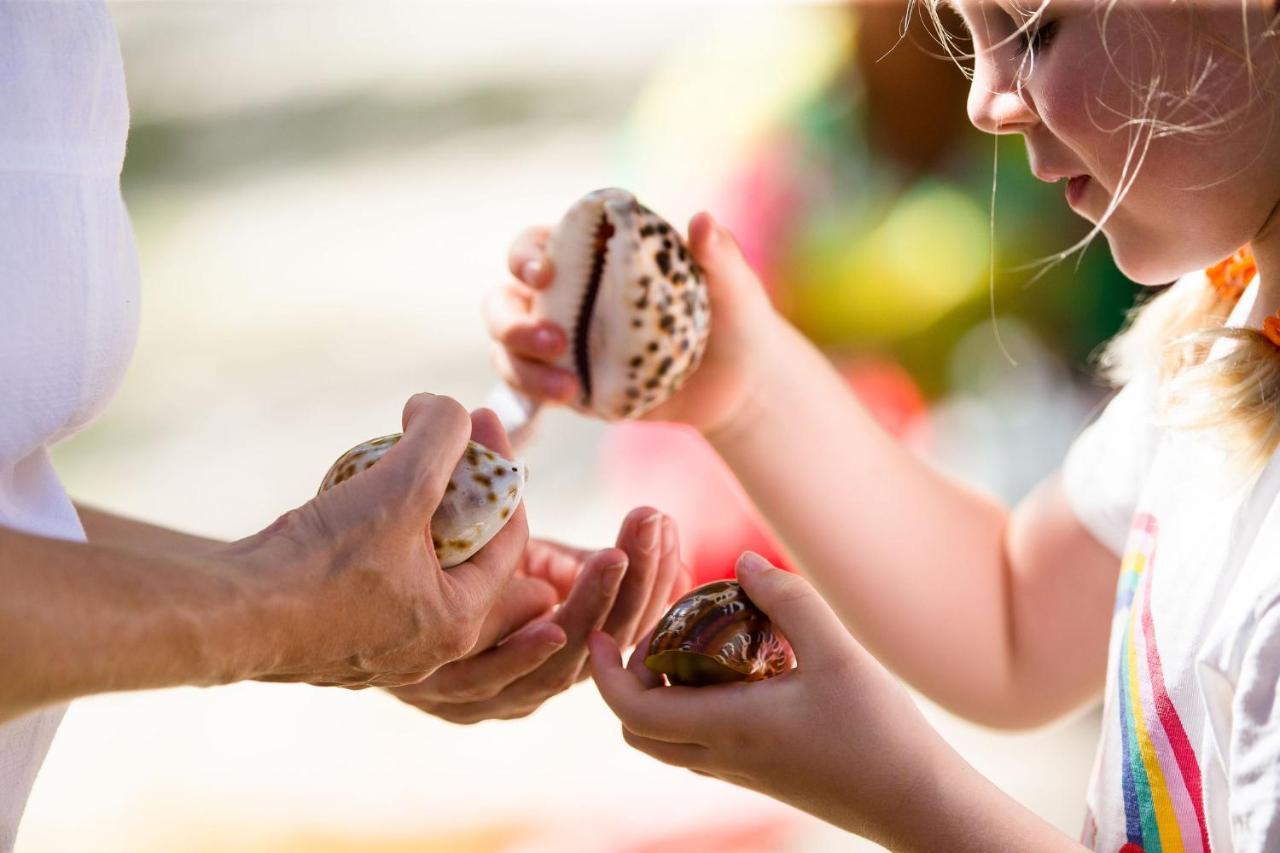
[1066,175,1091,207]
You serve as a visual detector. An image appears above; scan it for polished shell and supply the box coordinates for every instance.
[645,580,794,687]
[319,435,526,568]
[534,188,711,420]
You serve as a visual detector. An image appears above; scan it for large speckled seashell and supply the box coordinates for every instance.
[319,435,527,568]
[645,580,794,687]
[534,188,711,420]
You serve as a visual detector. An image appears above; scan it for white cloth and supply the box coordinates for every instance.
[1065,272,1280,852]
[0,2,138,849]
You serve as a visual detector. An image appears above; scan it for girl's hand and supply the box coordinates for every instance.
[588,552,1069,851]
[486,213,779,435]
[391,508,692,724]
[228,395,530,689]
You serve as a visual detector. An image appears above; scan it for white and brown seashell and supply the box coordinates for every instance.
[535,188,711,421]
[318,435,527,568]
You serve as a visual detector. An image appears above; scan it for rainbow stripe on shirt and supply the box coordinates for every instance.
[1113,514,1210,853]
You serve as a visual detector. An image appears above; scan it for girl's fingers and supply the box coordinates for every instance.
[621,727,713,772]
[483,282,566,360]
[587,630,712,744]
[489,345,579,403]
[625,628,665,690]
[735,552,852,669]
[507,225,555,288]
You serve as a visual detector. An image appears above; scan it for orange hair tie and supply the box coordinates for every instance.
[1206,246,1257,303]
[1263,315,1280,349]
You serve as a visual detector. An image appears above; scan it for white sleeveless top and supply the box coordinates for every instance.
[0,2,139,848]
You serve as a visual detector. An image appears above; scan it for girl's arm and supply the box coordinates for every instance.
[708,313,1119,727]
[494,214,1120,728]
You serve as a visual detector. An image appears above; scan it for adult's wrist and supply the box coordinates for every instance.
[193,540,305,685]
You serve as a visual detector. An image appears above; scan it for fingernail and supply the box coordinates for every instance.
[601,560,627,588]
[737,551,770,577]
[522,260,543,283]
[538,634,566,651]
[661,518,676,554]
[534,327,559,353]
[639,515,662,553]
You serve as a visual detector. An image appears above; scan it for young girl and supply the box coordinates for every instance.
[487,2,1280,849]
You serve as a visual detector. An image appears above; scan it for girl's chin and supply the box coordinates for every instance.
[1107,233,1201,286]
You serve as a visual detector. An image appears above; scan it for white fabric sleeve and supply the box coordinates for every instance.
[1228,601,1280,850]
[1060,370,1160,556]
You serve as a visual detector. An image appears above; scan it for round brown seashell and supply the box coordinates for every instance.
[318,435,527,568]
[534,188,711,421]
[645,580,794,687]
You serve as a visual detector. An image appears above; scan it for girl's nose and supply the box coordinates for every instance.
[967,69,1038,136]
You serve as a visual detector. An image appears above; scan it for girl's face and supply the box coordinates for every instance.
[951,1,1280,284]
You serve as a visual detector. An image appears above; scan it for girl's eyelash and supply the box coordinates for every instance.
[1013,18,1059,57]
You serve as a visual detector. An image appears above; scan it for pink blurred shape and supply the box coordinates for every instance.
[603,356,925,585]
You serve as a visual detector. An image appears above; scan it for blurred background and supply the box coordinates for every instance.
[26,2,1138,851]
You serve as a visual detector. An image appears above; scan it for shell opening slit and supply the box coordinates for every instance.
[572,214,615,407]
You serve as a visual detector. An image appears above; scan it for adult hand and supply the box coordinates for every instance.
[228,393,529,689]
[390,503,692,724]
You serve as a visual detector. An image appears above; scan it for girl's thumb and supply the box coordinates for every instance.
[687,212,766,312]
[735,551,846,667]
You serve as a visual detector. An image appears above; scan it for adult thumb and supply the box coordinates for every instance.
[354,393,471,529]
[735,551,850,669]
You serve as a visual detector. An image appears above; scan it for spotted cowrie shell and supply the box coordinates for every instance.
[318,435,527,568]
[645,580,794,687]
[535,188,711,420]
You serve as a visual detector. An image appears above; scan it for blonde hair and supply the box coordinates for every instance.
[1102,253,1280,470]
[912,0,1280,472]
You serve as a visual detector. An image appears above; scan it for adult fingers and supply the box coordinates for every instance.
[734,552,851,669]
[412,555,626,718]
[522,537,592,601]
[454,547,624,700]
[350,394,469,530]
[400,620,568,705]
[469,408,516,459]
[466,576,558,653]
[632,516,685,646]
[507,225,554,288]
[601,508,663,644]
[446,503,530,620]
